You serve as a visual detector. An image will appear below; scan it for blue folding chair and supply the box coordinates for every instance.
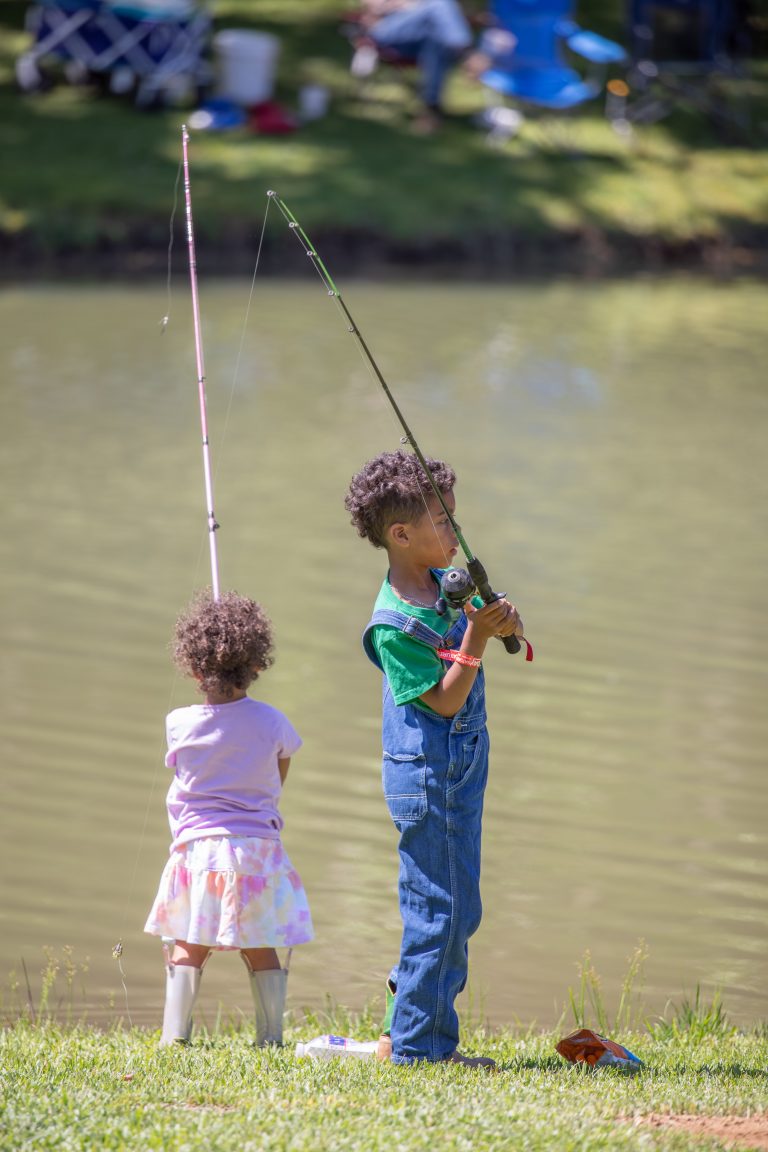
[478,0,626,111]
[16,0,212,105]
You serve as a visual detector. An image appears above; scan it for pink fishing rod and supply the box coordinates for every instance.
[181,124,220,600]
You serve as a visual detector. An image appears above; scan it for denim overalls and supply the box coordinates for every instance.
[363,598,490,1064]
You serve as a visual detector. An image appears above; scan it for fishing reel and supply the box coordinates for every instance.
[434,568,476,616]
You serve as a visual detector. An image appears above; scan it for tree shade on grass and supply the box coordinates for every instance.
[1,0,767,271]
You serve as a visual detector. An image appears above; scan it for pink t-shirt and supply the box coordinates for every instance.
[164,696,302,849]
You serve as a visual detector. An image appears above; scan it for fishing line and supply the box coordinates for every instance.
[182,124,221,600]
[214,193,273,490]
[158,141,220,600]
[111,128,233,1024]
[268,192,478,546]
[267,197,451,560]
[268,192,530,658]
[164,160,272,592]
[111,161,183,1026]
[160,156,182,333]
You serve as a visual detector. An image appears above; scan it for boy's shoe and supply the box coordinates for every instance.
[377,1043,495,1067]
[444,1050,497,1070]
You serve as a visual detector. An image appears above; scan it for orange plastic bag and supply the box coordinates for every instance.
[556,1028,643,1071]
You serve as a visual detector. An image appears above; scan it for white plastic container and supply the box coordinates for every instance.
[213,29,280,106]
[298,83,330,121]
[295,1035,379,1061]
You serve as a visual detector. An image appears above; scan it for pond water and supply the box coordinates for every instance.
[0,276,766,1034]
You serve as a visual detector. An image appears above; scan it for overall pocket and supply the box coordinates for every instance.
[447,728,489,794]
[382,753,428,828]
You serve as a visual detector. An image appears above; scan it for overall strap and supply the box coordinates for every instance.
[362,607,467,670]
[363,608,446,670]
[442,613,467,650]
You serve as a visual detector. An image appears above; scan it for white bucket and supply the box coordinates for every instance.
[213,29,280,106]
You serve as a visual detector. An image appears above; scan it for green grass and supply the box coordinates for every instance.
[2,1011,767,1151]
[2,946,767,1151]
[1,1,767,263]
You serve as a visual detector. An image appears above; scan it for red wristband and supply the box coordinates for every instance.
[437,648,482,669]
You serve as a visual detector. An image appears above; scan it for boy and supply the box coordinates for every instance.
[345,450,523,1067]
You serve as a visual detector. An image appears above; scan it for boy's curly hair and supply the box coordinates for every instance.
[171,589,275,698]
[344,450,456,549]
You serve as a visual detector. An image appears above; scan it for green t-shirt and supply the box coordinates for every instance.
[371,574,474,711]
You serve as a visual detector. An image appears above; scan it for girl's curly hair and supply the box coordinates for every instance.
[171,589,275,698]
[344,450,456,549]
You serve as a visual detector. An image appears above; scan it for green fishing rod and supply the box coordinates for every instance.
[268,191,530,659]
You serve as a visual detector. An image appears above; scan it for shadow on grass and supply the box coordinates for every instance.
[2,2,767,273]
[691,1064,768,1082]
[509,1056,568,1072]
[0,67,639,269]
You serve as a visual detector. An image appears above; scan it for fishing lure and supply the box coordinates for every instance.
[269,192,532,661]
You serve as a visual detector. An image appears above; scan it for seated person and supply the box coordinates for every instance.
[351,0,475,132]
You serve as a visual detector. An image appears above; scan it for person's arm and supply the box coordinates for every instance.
[278,756,290,785]
[419,598,521,717]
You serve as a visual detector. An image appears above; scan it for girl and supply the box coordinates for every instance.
[145,590,313,1046]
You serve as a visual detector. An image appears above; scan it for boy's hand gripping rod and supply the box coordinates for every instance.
[269,192,531,660]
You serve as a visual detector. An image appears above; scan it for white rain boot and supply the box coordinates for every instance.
[160,964,201,1046]
[249,967,287,1046]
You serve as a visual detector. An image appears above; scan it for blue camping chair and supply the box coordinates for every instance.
[478,0,626,111]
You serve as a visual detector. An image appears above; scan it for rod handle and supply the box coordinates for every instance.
[466,558,521,655]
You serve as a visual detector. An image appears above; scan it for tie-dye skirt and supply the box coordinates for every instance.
[144,835,314,949]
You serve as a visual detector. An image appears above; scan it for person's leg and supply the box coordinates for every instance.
[242,947,287,1045]
[370,4,471,127]
[389,801,457,1063]
[439,727,490,1055]
[241,946,280,971]
[370,4,432,48]
[420,0,473,51]
[372,0,471,52]
[384,732,466,1064]
[414,37,459,119]
[171,941,212,966]
[160,941,211,1045]
[386,725,491,1064]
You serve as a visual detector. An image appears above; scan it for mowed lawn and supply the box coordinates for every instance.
[1,0,767,262]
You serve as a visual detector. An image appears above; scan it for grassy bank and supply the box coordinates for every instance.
[2,1010,768,1151]
[1,1,768,275]
[2,950,767,1149]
